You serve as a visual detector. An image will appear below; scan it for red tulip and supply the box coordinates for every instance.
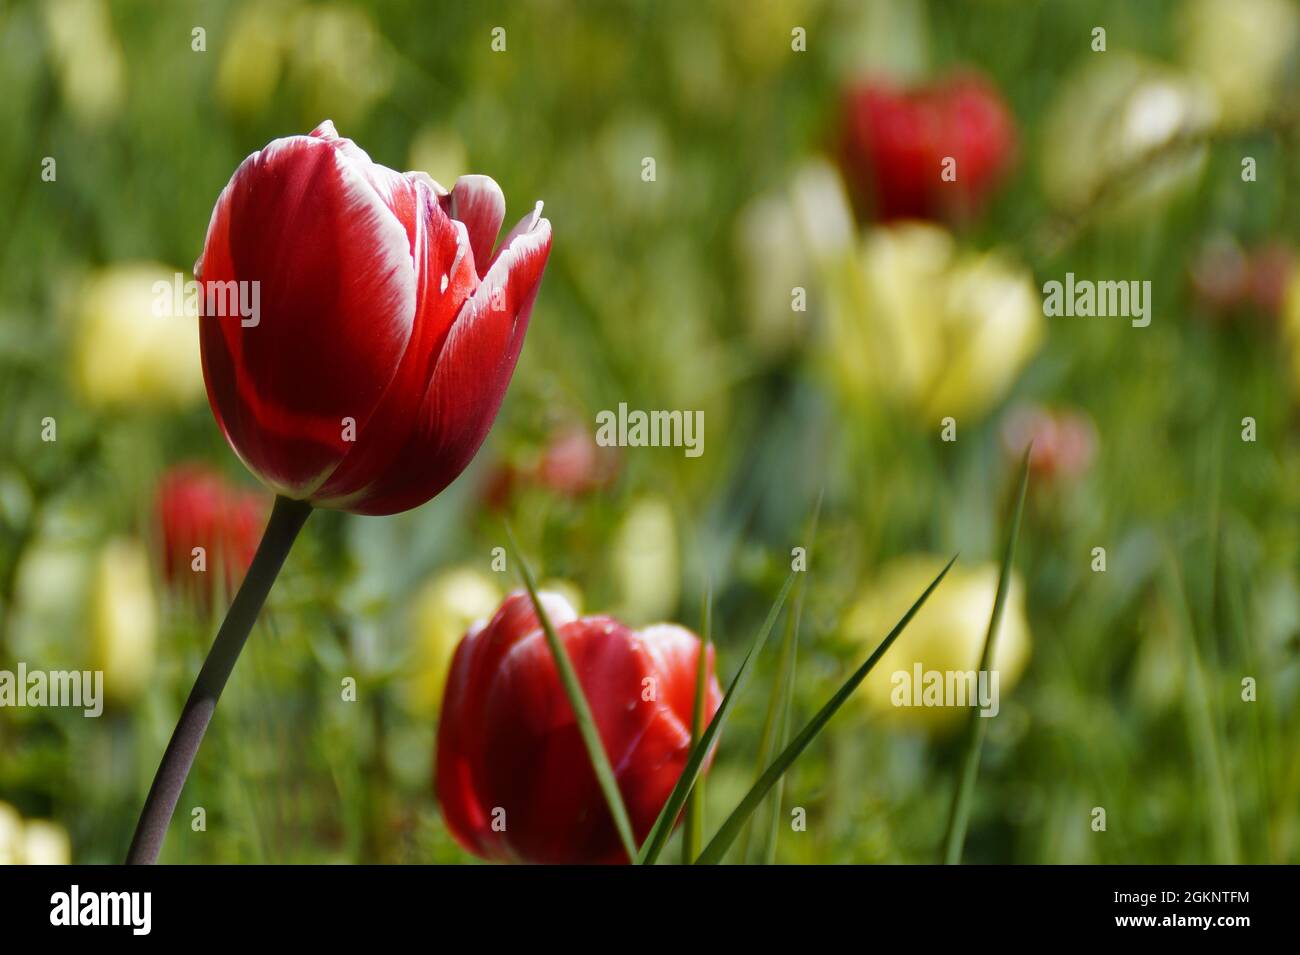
[436,591,722,864]
[838,72,1016,223]
[156,464,269,600]
[195,120,552,515]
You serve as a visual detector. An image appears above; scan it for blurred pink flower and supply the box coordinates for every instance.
[1001,405,1097,482]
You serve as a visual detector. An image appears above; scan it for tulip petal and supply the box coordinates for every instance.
[307,175,478,503]
[198,131,418,496]
[330,208,552,514]
[435,591,576,861]
[439,175,506,279]
[476,616,657,863]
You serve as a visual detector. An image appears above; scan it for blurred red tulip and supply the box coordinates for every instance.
[196,120,552,515]
[838,72,1017,223]
[480,424,619,509]
[1001,405,1097,482]
[156,464,269,600]
[436,591,721,864]
[536,424,618,496]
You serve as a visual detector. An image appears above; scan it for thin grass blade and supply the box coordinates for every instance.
[682,584,712,864]
[695,554,959,864]
[762,579,806,865]
[506,525,638,863]
[740,490,822,863]
[636,571,796,865]
[940,448,1031,865]
[737,603,796,863]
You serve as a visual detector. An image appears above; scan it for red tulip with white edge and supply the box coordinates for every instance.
[127,123,552,864]
[196,120,552,515]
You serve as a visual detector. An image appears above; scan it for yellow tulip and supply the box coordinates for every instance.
[72,263,204,409]
[613,496,679,624]
[822,222,1043,421]
[0,802,22,865]
[22,821,71,865]
[403,567,502,716]
[845,555,1031,731]
[42,0,124,127]
[1179,0,1298,129]
[0,804,70,864]
[288,4,393,128]
[217,1,294,117]
[89,538,157,704]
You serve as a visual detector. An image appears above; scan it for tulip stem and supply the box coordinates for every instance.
[126,495,313,864]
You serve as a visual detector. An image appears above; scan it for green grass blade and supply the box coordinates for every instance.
[940,448,1031,865]
[737,603,796,864]
[1163,546,1242,864]
[695,554,959,865]
[636,571,796,865]
[762,578,806,865]
[506,525,639,863]
[682,583,712,864]
[740,491,822,864]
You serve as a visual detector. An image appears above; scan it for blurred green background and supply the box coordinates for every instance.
[2,0,1299,863]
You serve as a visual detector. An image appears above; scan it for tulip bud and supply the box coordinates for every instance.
[845,555,1031,731]
[436,592,722,863]
[155,463,269,605]
[196,121,552,515]
[89,538,157,704]
[72,263,205,409]
[402,566,502,717]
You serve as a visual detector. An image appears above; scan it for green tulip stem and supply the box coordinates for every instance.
[125,495,313,864]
